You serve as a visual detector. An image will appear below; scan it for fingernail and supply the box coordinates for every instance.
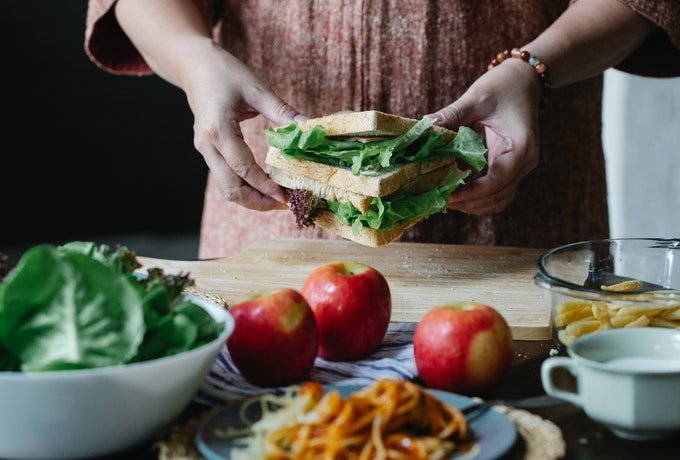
[275,193,288,205]
[293,114,308,122]
[424,114,443,124]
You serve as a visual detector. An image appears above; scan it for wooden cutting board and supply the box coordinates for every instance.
[139,239,551,340]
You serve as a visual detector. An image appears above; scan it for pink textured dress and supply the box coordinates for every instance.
[85,0,680,259]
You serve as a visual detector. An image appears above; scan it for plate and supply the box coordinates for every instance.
[195,384,517,460]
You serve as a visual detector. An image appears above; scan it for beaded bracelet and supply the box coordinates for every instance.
[488,48,551,113]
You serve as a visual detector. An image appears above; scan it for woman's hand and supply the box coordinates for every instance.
[426,59,541,215]
[114,0,306,211]
[181,40,305,211]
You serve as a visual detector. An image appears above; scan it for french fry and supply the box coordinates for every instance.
[553,313,570,328]
[607,304,623,319]
[649,317,680,329]
[575,306,596,320]
[610,315,639,328]
[554,298,680,346]
[659,307,680,321]
[592,303,610,324]
[616,305,663,317]
[554,304,595,327]
[566,319,601,337]
[623,315,651,328]
[556,301,594,314]
[558,329,576,346]
[607,303,623,313]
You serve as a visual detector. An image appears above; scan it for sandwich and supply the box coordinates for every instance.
[265,110,488,247]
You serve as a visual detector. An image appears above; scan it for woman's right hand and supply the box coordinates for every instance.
[114,0,303,211]
[181,39,305,211]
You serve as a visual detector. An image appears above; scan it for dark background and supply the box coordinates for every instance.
[1,1,206,261]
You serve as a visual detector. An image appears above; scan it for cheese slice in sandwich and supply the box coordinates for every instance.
[265,110,488,247]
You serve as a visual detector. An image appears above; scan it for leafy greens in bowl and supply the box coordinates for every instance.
[0,241,234,459]
[0,242,223,372]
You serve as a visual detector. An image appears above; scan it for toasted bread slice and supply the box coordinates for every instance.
[297,110,455,142]
[314,210,419,247]
[266,148,458,198]
[269,164,455,213]
[269,166,374,212]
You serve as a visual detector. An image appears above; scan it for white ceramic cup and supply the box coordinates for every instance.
[541,327,680,441]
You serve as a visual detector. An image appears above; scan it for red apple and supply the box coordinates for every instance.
[414,302,514,396]
[227,288,318,387]
[301,261,391,361]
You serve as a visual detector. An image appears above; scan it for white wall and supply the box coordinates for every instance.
[602,70,680,238]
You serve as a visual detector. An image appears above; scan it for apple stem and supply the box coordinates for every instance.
[344,262,367,276]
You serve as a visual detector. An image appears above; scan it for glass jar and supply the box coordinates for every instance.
[534,238,680,347]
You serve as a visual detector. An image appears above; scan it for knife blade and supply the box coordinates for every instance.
[462,394,566,421]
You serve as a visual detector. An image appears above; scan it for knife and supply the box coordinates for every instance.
[462,394,566,421]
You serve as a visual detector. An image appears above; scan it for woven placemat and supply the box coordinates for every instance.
[494,405,566,460]
[155,404,565,460]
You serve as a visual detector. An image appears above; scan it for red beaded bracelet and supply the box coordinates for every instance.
[488,48,550,112]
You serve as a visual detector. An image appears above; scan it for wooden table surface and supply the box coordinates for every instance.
[138,239,551,340]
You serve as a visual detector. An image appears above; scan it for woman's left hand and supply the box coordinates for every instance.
[426,58,542,215]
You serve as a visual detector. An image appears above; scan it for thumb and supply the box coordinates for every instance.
[247,85,307,126]
[425,92,484,130]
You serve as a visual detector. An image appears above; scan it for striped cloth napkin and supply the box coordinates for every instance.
[197,322,417,404]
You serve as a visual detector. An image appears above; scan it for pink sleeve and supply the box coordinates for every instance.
[84,0,217,76]
[84,0,152,76]
[618,0,680,49]
[566,0,680,77]
[615,0,680,77]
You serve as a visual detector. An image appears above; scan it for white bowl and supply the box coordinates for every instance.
[0,295,233,459]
